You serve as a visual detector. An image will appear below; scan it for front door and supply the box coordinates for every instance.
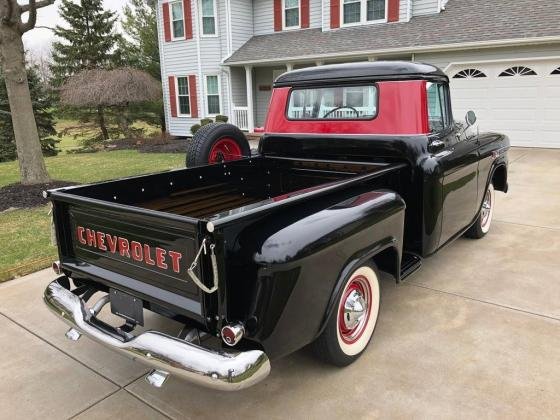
[427,82,479,246]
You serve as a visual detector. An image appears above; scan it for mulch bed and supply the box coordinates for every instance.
[0,181,76,211]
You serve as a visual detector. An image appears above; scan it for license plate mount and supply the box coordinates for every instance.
[110,288,144,326]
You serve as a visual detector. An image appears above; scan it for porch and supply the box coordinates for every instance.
[227,55,410,132]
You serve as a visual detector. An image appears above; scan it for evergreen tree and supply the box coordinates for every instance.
[51,0,121,85]
[51,0,122,139]
[119,0,165,132]
[0,66,58,163]
[120,0,160,80]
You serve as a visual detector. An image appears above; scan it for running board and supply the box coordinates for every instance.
[400,252,422,280]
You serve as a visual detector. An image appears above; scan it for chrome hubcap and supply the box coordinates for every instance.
[343,290,367,330]
[481,188,492,227]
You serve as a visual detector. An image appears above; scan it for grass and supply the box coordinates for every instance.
[0,122,185,282]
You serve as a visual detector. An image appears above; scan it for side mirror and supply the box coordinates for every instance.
[465,110,477,127]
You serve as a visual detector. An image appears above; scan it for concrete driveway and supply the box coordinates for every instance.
[1,147,559,419]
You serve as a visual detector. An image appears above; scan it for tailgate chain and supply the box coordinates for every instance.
[187,238,219,294]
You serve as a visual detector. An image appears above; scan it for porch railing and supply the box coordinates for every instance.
[232,106,249,131]
[289,106,374,119]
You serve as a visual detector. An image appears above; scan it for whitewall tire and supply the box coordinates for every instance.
[466,183,495,239]
[312,264,381,366]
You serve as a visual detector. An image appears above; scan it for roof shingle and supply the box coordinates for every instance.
[225,0,560,64]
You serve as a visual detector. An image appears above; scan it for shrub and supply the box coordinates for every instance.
[215,115,228,123]
[190,123,201,135]
[200,118,213,126]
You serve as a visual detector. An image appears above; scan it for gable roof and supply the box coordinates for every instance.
[224,0,560,65]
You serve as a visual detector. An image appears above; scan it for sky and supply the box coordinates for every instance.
[22,0,129,57]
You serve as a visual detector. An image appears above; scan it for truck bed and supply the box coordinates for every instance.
[57,156,398,221]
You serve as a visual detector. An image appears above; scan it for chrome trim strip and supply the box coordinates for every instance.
[43,279,271,391]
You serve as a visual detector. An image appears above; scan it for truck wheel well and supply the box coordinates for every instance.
[492,165,507,192]
[371,246,400,282]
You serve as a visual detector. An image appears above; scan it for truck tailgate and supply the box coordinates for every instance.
[51,193,205,319]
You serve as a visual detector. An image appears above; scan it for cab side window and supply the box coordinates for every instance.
[426,82,450,133]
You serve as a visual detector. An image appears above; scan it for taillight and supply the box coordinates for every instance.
[221,323,245,346]
[52,260,62,275]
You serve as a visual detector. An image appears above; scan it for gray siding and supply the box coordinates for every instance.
[230,67,247,107]
[230,0,254,51]
[253,0,275,35]
[322,0,330,31]
[310,0,322,28]
[415,44,560,71]
[255,66,286,126]
[412,0,439,16]
[399,0,410,21]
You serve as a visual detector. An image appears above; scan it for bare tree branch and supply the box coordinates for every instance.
[19,0,55,33]
[20,0,55,13]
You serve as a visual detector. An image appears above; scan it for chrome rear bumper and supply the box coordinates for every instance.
[43,279,270,391]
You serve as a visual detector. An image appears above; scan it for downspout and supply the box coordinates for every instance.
[407,0,412,22]
[225,0,234,119]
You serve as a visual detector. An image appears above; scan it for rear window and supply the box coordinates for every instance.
[287,85,378,120]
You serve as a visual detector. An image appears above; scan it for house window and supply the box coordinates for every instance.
[426,82,450,133]
[498,66,537,77]
[453,69,487,79]
[176,76,191,115]
[343,0,386,26]
[200,0,216,35]
[287,85,377,120]
[284,0,300,29]
[205,75,221,115]
[170,1,185,39]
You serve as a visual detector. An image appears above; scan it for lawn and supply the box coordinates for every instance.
[0,130,185,282]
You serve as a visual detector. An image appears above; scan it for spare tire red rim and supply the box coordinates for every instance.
[208,137,243,164]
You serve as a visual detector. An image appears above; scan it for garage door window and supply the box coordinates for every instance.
[551,67,560,75]
[499,66,537,77]
[453,69,486,79]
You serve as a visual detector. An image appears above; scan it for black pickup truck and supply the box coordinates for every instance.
[45,62,509,391]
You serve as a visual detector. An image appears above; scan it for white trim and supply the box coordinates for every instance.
[204,74,222,116]
[193,0,205,117]
[282,0,301,30]
[406,0,411,22]
[443,55,560,73]
[223,36,560,66]
[175,76,192,117]
[340,0,388,28]
[199,0,218,38]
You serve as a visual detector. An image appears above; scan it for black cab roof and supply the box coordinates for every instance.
[274,61,448,87]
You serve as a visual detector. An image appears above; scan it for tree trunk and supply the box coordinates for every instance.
[159,106,166,133]
[0,22,50,184]
[97,106,109,140]
[117,106,131,138]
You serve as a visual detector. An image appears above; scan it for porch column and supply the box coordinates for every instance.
[315,60,324,66]
[286,63,294,72]
[244,65,255,132]
[367,56,376,62]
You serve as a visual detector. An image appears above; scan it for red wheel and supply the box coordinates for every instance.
[312,264,381,365]
[208,137,243,164]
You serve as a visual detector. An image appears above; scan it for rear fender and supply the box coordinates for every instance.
[250,189,405,359]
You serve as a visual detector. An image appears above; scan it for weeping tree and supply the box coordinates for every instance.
[60,67,162,138]
[0,0,54,184]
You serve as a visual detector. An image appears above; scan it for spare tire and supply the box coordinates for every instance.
[186,122,250,167]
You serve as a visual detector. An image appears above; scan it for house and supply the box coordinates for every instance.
[157,0,560,148]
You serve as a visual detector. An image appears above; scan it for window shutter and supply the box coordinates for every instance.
[388,0,400,22]
[162,2,171,42]
[330,0,340,29]
[168,76,177,117]
[274,0,282,31]
[301,0,310,28]
[183,0,193,39]
[188,75,198,118]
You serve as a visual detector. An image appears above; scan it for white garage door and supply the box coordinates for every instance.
[448,59,560,148]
